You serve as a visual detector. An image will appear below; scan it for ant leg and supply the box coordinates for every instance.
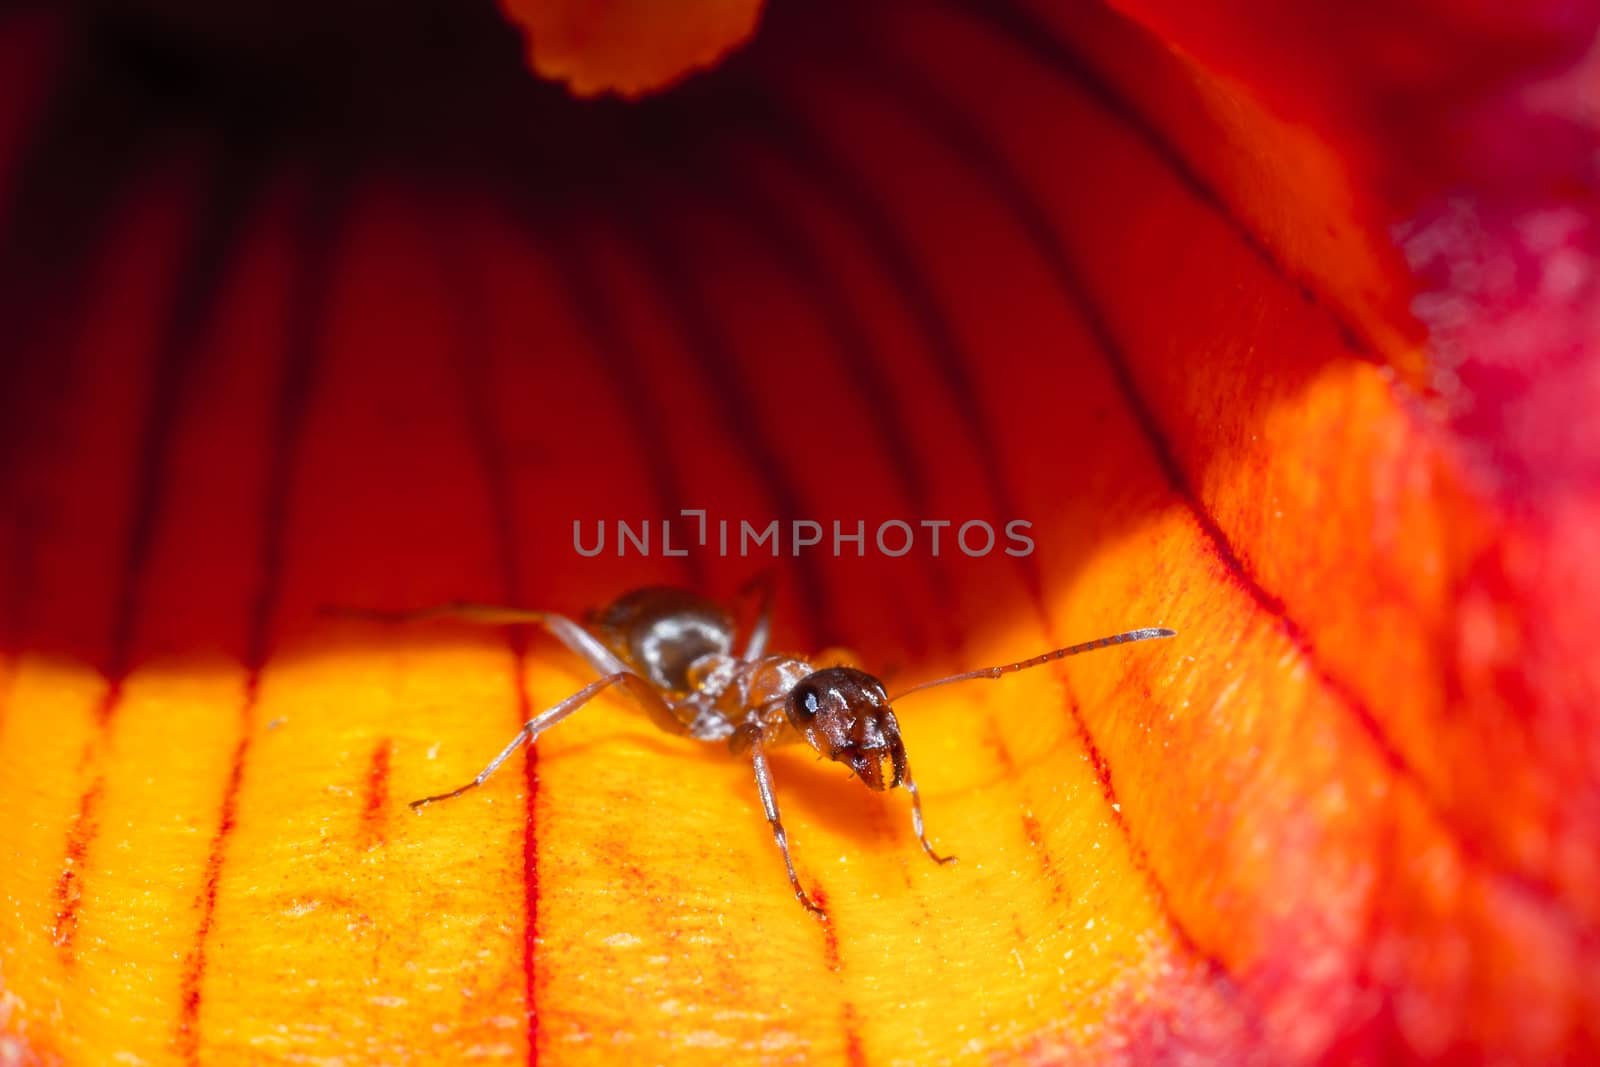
[411,671,674,810]
[744,731,826,919]
[334,602,694,737]
[738,570,776,661]
[326,601,629,678]
[902,762,956,865]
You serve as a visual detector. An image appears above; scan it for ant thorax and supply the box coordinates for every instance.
[681,652,815,745]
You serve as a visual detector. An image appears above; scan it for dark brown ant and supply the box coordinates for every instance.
[334,580,1173,919]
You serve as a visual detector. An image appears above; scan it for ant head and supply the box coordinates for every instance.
[786,666,906,791]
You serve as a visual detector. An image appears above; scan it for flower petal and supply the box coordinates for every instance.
[499,0,765,97]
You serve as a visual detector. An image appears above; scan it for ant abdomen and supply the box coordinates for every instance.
[588,586,736,696]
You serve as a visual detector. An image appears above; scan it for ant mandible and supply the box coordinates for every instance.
[337,577,1174,919]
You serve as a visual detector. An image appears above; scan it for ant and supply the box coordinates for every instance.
[335,578,1173,919]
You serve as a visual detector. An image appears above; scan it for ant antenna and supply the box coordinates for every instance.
[890,627,1176,702]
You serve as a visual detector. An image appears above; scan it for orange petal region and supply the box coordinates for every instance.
[0,1,1596,1065]
[499,0,765,97]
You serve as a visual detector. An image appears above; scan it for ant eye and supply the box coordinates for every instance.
[788,681,821,725]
